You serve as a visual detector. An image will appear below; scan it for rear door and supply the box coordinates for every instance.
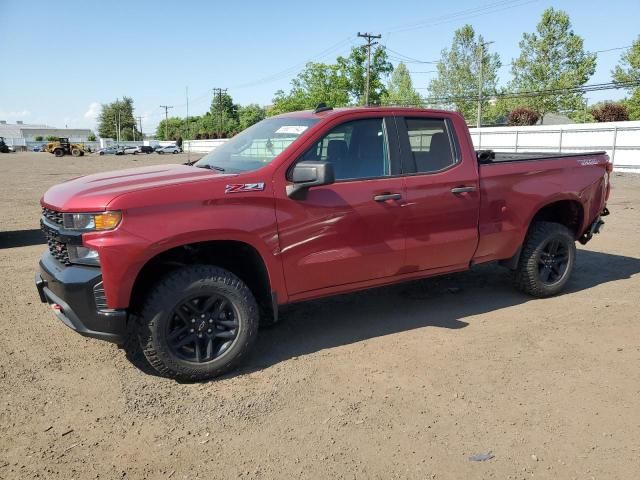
[273,114,406,296]
[397,115,480,271]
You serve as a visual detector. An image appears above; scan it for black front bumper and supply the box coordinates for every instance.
[35,252,127,344]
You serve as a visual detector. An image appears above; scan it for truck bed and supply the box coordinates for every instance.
[478,150,606,164]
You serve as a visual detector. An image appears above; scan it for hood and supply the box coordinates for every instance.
[42,164,228,211]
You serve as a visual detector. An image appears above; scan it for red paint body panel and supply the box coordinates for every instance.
[39,107,610,310]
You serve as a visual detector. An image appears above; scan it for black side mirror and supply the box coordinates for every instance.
[286,161,335,199]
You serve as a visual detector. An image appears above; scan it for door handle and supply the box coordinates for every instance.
[450,186,476,194]
[373,193,402,202]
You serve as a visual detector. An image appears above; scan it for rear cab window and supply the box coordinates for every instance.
[399,117,459,174]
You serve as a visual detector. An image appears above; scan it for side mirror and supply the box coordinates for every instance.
[286,161,335,199]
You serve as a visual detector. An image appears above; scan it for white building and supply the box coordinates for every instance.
[0,120,94,145]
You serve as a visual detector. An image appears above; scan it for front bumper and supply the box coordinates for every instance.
[35,252,127,344]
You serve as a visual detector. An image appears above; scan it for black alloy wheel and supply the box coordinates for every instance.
[167,294,239,363]
[537,237,570,285]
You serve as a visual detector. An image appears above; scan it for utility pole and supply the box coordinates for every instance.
[159,105,173,140]
[477,40,494,128]
[357,32,382,106]
[212,88,227,138]
[135,116,143,139]
[186,86,191,164]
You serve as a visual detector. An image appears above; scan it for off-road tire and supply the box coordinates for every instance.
[513,221,576,297]
[54,149,64,157]
[71,148,81,157]
[136,265,259,381]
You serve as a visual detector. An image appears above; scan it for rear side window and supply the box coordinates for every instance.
[301,118,390,181]
[404,118,456,173]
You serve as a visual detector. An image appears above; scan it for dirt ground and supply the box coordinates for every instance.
[0,151,639,480]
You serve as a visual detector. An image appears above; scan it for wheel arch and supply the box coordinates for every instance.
[128,239,278,321]
[501,197,584,270]
[528,198,585,238]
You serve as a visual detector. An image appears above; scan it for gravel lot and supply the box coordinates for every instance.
[1,152,639,479]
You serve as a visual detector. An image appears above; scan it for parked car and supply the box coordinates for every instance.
[156,145,182,154]
[136,145,155,154]
[97,146,124,156]
[35,106,611,381]
[123,146,139,155]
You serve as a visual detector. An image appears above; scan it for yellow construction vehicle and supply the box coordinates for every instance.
[42,138,90,157]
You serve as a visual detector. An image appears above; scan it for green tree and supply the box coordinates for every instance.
[381,62,422,106]
[46,135,58,141]
[428,25,501,123]
[155,117,188,140]
[509,8,596,123]
[270,45,393,114]
[238,104,266,131]
[34,135,43,141]
[270,62,351,115]
[87,133,96,141]
[210,92,239,136]
[97,97,141,140]
[612,36,640,120]
[336,45,394,105]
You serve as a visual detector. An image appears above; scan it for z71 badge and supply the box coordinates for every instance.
[225,182,265,194]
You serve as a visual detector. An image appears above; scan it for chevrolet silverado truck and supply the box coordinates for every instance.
[35,106,611,380]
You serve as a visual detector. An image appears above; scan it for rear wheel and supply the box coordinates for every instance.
[136,265,259,381]
[513,221,576,297]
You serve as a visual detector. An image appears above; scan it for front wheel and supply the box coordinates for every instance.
[513,221,576,297]
[136,265,259,381]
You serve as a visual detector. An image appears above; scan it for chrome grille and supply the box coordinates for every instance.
[41,220,71,265]
[42,207,63,226]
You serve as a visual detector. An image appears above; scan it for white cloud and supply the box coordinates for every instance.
[84,102,100,121]
[0,109,31,118]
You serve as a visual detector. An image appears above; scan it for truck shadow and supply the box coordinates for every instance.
[0,229,45,249]
[233,249,640,378]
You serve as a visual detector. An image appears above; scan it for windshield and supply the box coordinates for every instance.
[194,117,319,173]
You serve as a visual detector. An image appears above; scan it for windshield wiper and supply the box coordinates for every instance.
[195,164,225,172]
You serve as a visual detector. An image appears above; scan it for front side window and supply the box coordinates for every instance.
[301,118,389,181]
[195,117,319,173]
[405,118,456,173]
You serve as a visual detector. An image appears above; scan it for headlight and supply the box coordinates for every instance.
[67,245,100,266]
[63,211,122,231]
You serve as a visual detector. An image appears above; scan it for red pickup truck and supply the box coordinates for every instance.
[36,106,611,380]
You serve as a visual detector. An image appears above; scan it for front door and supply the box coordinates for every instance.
[274,116,406,296]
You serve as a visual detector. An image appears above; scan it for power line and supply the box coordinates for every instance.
[159,105,173,140]
[408,81,640,106]
[358,32,382,106]
[384,0,539,35]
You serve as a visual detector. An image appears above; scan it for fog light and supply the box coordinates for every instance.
[67,245,100,266]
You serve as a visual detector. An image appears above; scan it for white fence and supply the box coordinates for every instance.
[183,139,228,153]
[469,120,640,173]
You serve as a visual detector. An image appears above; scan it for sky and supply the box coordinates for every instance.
[1,0,638,134]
